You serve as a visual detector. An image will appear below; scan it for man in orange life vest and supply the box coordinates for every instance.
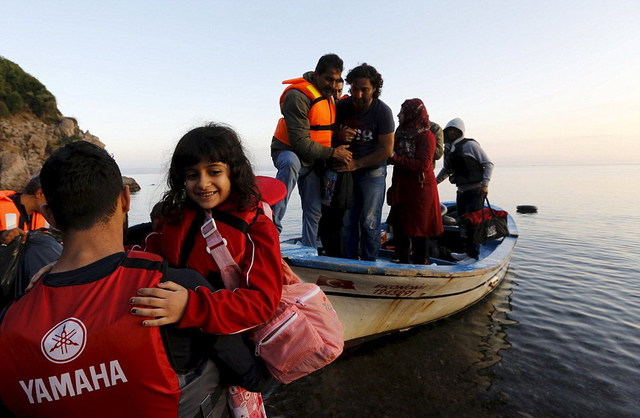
[0,175,48,245]
[0,142,226,417]
[271,53,352,247]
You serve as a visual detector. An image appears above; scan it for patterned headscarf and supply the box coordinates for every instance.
[398,98,430,134]
[394,99,431,159]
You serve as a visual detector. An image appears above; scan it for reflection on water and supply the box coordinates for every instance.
[267,272,516,417]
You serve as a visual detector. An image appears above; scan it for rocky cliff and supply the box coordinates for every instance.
[0,114,104,190]
[0,57,105,191]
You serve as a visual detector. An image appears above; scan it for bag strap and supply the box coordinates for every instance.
[201,210,243,290]
[484,196,499,218]
[200,202,275,291]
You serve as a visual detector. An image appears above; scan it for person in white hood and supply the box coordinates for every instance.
[436,118,493,260]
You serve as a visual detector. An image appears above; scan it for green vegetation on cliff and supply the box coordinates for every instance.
[0,56,60,122]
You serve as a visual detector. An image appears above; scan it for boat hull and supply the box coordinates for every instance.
[281,207,518,343]
[290,255,510,342]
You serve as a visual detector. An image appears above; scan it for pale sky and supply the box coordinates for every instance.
[2,0,639,172]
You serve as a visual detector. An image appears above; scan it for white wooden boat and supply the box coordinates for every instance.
[281,203,518,344]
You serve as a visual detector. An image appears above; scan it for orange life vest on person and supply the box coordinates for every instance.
[0,190,47,231]
[0,252,182,417]
[273,77,335,148]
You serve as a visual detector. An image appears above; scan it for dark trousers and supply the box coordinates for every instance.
[389,206,430,264]
[319,205,346,257]
[210,334,271,392]
[394,232,430,264]
[456,188,486,259]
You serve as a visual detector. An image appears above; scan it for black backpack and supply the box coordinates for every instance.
[0,230,62,309]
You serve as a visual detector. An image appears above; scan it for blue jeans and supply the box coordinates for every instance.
[271,150,322,247]
[342,166,387,261]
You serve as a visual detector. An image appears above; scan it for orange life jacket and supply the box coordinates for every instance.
[273,77,335,147]
[0,191,47,231]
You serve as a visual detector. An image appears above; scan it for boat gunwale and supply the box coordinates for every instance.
[282,236,516,277]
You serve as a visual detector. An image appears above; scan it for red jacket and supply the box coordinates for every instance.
[389,130,444,237]
[151,201,283,335]
[0,251,182,417]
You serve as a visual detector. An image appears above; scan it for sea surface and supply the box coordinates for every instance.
[127,164,640,417]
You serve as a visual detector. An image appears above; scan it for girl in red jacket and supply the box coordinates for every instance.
[130,123,285,415]
[133,122,283,332]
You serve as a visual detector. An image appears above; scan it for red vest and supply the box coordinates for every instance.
[0,190,47,231]
[0,251,181,417]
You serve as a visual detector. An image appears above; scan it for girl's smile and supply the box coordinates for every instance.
[184,161,231,209]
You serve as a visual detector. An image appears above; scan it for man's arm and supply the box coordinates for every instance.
[468,143,494,194]
[282,90,333,162]
[436,145,451,183]
[430,122,444,161]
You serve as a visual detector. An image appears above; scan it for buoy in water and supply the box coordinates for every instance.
[517,205,538,213]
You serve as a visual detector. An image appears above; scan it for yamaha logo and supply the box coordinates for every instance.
[41,317,87,364]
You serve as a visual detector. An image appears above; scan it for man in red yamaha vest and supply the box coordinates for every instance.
[0,175,48,245]
[270,53,352,247]
[0,142,225,418]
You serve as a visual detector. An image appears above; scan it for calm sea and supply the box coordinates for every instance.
[127,164,640,417]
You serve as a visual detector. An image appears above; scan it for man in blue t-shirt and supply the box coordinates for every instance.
[335,63,395,261]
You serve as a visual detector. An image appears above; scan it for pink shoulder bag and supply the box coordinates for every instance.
[201,207,344,384]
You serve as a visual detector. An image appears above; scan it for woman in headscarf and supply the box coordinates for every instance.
[387,99,443,264]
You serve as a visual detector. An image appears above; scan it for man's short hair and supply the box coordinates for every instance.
[345,63,384,99]
[40,141,124,231]
[315,54,343,75]
[22,174,41,195]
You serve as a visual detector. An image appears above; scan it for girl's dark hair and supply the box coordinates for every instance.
[161,123,260,222]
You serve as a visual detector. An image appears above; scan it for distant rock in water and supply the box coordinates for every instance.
[122,176,141,193]
[0,56,106,190]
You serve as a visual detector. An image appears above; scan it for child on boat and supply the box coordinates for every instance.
[130,123,285,414]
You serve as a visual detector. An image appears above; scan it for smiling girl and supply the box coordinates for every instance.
[135,123,284,333]
[130,124,284,415]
